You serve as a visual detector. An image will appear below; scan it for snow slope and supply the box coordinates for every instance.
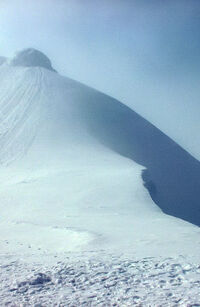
[0,49,200,260]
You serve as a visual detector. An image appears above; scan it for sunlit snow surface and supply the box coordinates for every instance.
[0,52,200,305]
[1,254,200,306]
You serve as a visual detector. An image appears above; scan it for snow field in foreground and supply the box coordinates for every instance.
[1,253,200,306]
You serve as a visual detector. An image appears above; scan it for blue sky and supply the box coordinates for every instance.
[0,0,200,158]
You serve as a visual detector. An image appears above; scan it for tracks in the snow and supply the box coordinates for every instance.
[0,67,45,164]
[1,254,200,306]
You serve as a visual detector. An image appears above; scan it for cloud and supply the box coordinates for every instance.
[0,0,200,159]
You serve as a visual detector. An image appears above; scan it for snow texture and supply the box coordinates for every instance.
[1,254,200,306]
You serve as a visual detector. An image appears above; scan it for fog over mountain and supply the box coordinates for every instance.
[0,2,200,305]
[0,0,200,159]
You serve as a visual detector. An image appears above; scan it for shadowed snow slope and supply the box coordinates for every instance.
[0,52,200,257]
[81,93,200,226]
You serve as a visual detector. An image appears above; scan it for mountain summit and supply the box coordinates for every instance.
[10,48,56,71]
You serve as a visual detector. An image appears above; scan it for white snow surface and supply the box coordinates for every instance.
[0,59,200,305]
[1,254,200,306]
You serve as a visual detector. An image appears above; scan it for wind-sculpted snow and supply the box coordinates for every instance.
[0,66,45,164]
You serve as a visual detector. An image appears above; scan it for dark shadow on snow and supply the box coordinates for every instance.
[73,85,200,226]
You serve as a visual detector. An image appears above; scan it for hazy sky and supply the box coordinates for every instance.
[0,0,200,158]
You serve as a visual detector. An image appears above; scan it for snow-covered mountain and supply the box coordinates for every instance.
[0,49,200,258]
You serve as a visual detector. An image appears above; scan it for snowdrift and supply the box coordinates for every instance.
[0,49,200,257]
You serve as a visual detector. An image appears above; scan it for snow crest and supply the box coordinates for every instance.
[10,48,56,71]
